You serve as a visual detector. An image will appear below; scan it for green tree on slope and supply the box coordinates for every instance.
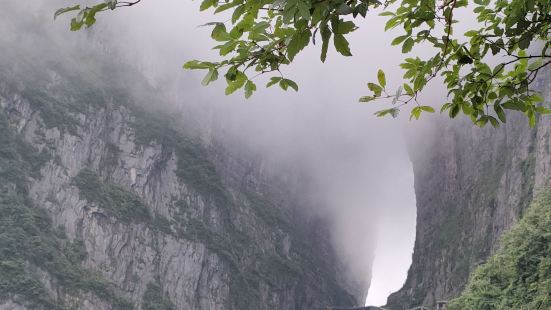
[448,188,551,309]
[56,0,551,126]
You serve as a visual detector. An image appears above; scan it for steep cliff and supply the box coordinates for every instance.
[387,72,551,309]
[0,19,360,310]
[448,186,551,309]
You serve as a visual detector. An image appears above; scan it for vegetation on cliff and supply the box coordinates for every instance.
[449,187,551,309]
[142,281,175,310]
[0,111,133,309]
[73,169,151,222]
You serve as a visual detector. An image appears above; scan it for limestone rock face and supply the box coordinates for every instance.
[386,72,551,309]
[0,44,359,310]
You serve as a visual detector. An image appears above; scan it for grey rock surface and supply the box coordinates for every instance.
[0,49,359,310]
[386,72,551,309]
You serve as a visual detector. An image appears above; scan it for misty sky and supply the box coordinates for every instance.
[8,0,426,305]
[98,1,419,304]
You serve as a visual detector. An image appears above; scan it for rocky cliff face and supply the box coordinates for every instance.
[0,27,360,309]
[387,72,551,309]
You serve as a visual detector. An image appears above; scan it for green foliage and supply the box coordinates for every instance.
[0,114,51,189]
[142,281,175,310]
[448,187,551,310]
[55,0,124,31]
[57,0,370,99]
[58,0,551,126]
[73,169,151,222]
[359,0,551,126]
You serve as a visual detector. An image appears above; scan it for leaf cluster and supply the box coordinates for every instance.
[54,0,121,31]
[360,0,551,126]
[56,0,551,126]
[180,0,377,97]
[57,0,380,98]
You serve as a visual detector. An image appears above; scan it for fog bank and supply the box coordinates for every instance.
[2,0,421,305]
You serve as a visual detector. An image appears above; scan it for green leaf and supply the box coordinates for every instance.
[297,1,311,20]
[368,83,383,97]
[502,100,523,111]
[183,60,214,70]
[335,21,356,35]
[377,70,386,88]
[410,107,421,120]
[391,35,408,46]
[385,16,400,31]
[402,38,414,53]
[530,94,545,103]
[231,5,246,23]
[54,5,80,20]
[476,116,489,127]
[200,0,216,11]
[219,41,238,56]
[355,3,368,18]
[403,83,414,95]
[494,104,507,123]
[279,79,289,91]
[288,30,311,61]
[334,34,352,56]
[375,108,399,118]
[229,26,243,39]
[488,116,500,128]
[518,34,531,50]
[464,30,479,37]
[225,71,247,95]
[535,106,551,114]
[440,102,452,113]
[528,110,536,128]
[283,79,299,91]
[449,104,460,118]
[282,5,297,24]
[214,2,239,13]
[528,59,544,71]
[336,3,353,14]
[458,55,473,64]
[390,35,409,46]
[70,17,84,31]
[462,102,475,116]
[419,106,435,113]
[320,25,331,62]
[409,106,434,120]
[201,68,218,86]
[211,23,231,41]
[244,80,257,98]
[266,77,282,87]
[85,3,108,27]
[225,66,238,81]
[359,96,376,103]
